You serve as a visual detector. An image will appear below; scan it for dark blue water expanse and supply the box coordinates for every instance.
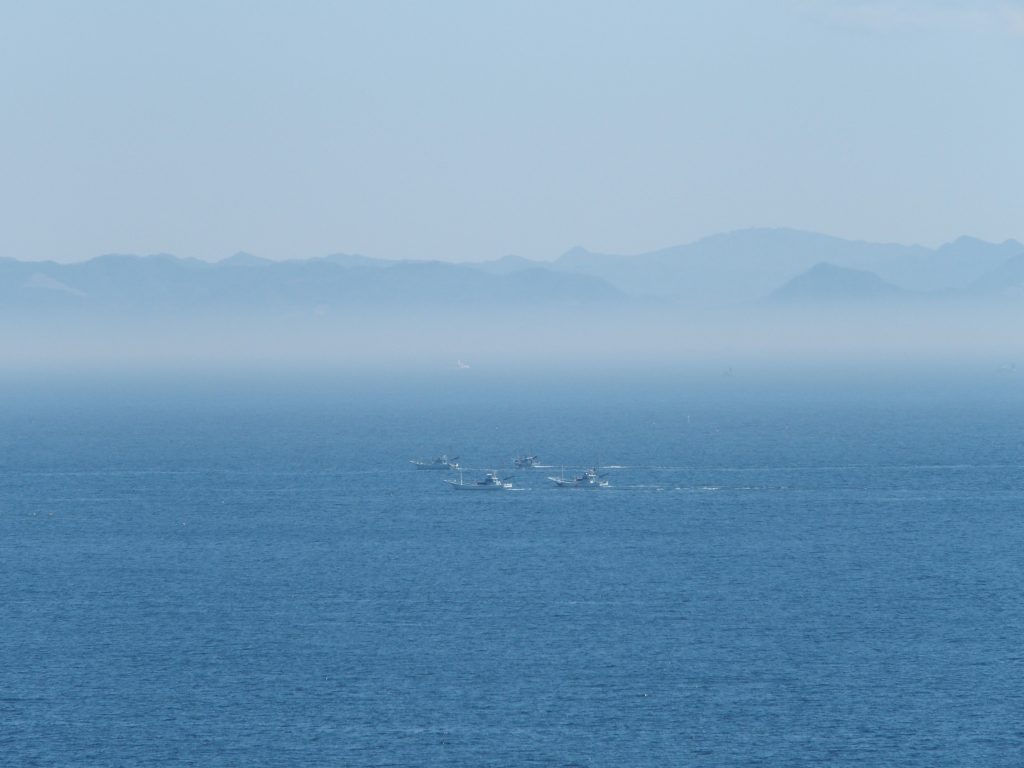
[2,372,1023,766]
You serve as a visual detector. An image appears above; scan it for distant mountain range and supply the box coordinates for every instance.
[0,253,622,312]
[2,228,1022,314]
[544,228,1024,306]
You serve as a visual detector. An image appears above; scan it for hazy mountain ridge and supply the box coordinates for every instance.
[553,228,1023,305]
[2,229,1022,314]
[0,253,622,312]
[961,253,1024,300]
[4,232,1024,370]
[768,263,909,304]
[769,250,1024,307]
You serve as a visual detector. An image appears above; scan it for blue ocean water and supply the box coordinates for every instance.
[2,371,1023,766]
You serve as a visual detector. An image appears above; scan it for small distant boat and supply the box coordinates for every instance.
[513,454,539,469]
[446,470,514,491]
[411,455,459,470]
[549,467,610,489]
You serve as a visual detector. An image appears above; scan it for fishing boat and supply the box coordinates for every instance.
[446,470,514,491]
[548,467,610,489]
[513,454,539,469]
[411,455,459,470]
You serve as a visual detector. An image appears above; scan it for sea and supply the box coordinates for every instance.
[2,368,1022,766]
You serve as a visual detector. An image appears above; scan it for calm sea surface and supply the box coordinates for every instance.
[2,371,1023,766]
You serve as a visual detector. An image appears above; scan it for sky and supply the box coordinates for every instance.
[1,0,1022,263]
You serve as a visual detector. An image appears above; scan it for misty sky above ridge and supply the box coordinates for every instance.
[2,1,1022,264]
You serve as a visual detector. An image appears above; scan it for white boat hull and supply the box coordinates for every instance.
[549,479,609,488]
[411,455,458,470]
[446,480,511,491]
[548,469,610,488]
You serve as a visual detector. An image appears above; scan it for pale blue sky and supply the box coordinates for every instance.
[2,0,1021,262]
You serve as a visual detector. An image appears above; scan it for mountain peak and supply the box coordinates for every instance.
[473,253,542,276]
[769,262,905,303]
[559,245,595,261]
[321,253,392,268]
[220,252,270,267]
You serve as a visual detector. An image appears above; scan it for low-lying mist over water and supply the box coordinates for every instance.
[5,304,1024,374]
[3,228,1024,372]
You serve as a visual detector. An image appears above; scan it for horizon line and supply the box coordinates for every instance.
[3,226,1022,267]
